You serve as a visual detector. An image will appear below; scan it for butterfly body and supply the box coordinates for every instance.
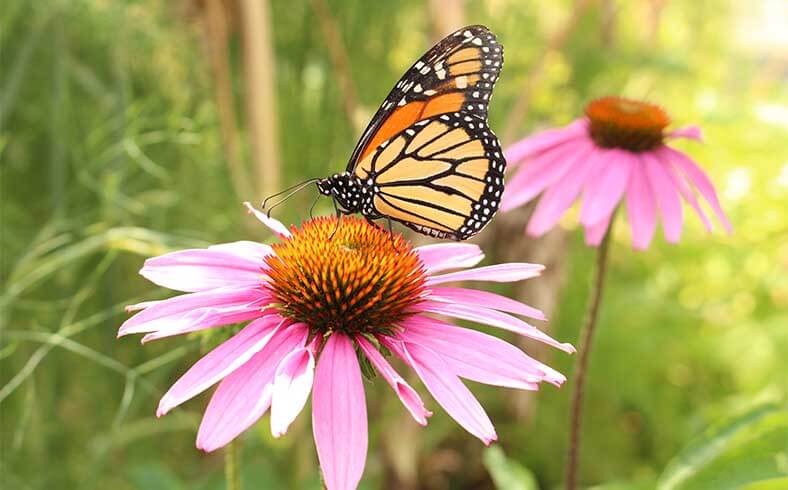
[306,25,506,241]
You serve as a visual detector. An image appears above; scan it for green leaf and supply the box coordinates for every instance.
[483,446,539,490]
[657,404,788,490]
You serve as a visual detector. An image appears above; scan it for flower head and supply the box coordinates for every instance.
[118,203,574,490]
[501,96,732,249]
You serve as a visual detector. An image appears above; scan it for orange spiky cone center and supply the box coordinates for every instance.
[585,96,670,152]
[263,217,426,335]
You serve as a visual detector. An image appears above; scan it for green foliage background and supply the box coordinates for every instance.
[2,1,787,489]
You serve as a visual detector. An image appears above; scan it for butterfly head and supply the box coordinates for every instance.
[317,172,369,214]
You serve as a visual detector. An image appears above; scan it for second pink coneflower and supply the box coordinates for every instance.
[501,96,732,249]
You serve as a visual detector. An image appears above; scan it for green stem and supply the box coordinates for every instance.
[565,226,613,490]
[225,439,241,490]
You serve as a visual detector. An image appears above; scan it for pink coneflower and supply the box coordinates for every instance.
[501,96,732,249]
[118,203,574,490]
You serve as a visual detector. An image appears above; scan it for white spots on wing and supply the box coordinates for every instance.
[420,65,431,75]
[455,75,468,88]
[472,37,483,46]
[415,61,424,69]
[405,129,416,136]
[424,89,437,96]
[398,97,407,106]
[472,91,480,98]
[439,114,450,121]
[463,30,472,37]
[436,68,446,80]
[413,83,423,93]
[482,46,489,53]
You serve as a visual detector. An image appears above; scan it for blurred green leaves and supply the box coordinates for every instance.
[658,404,788,490]
[484,446,539,490]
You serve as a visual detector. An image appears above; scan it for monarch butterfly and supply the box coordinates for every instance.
[267,25,505,240]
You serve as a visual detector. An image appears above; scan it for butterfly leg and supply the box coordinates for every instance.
[328,199,342,241]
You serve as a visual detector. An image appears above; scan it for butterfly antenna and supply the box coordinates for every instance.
[264,179,321,218]
[261,179,320,212]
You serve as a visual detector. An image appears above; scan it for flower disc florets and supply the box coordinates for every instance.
[585,96,670,152]
[263,217,427,335]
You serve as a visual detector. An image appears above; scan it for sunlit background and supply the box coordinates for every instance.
[2,0,787,489]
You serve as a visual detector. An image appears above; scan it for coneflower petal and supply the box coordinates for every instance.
[643,152,683,243]
[270,337,318,438]
[312,334,367,490]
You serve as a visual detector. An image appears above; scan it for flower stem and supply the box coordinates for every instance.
[225,440,241,490]
[565,227,613,490]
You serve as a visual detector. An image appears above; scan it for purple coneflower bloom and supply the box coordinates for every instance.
[118,203,574,490]
[501,96,732,249]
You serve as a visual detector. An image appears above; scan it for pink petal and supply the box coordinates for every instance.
[401,315,566,388]
[356,336,431,425]
[384,338,496,445]
[643,152,683,243]
[504,119,587,165]
[501,139,593,212]
[195,324,308,452]
[660,147,732,234]
[270,337,318,438]
[579,149,633,227]
[418,300,575,353]
[584,213,612,247]
[157,316,284,417]
[662,156,714,232]
[415,243,484,273]
[667,125,703,142]
[526,146,600,236]
[243,202,292,238]
[312,334,368,490]
[426,286,546,321]
[140,248,265,293]
[427,263,544,285]
[118,287,267,338]
[626,163,658,250]
[209,240,273,261]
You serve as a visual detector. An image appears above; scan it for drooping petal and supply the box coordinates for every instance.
[157,316,284,417]
[643,152,683,243]
[427,263,543,285]
[667,125,703,142]
[384,338,496,445]
[401,316,566,388]
[418,300,575,353]
[243,202,293,238]
[415,243,484,273]
[140,247,266,292]
[195,324,308,452]
[356,336,431,425]
[660,147,732,233]
[501,139,593,212]
[270,337,318,438]
[426,286,546,321]
[662,156,714,232]
[584,213,612,246]
[626,161,658,250]
[579,148,633,227]
[504,119,587,165]
[312,334,368,490]
[526,146,600,236]
[118,287,268,339]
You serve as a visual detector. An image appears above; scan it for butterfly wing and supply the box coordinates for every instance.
[347,25,503,170]
[355,112,505,240]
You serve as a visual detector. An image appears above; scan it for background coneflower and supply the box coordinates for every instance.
[500,97,733,490]
[502,96,731,250]
[118,203,574,490]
